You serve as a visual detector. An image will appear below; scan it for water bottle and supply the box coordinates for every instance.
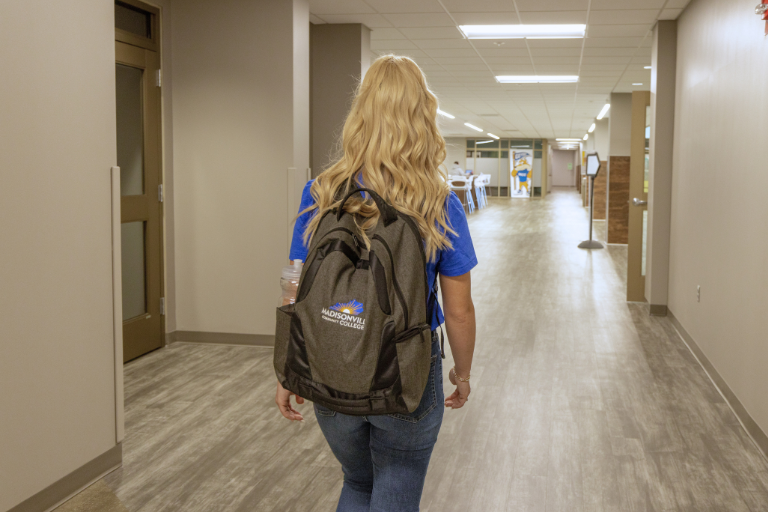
[279,260,302,307]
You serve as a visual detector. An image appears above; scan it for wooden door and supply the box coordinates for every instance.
[115,40,164,361]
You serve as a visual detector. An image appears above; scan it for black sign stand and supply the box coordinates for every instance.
[578,153,604,250]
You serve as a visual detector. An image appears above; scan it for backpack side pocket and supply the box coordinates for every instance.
[274,304,294,384]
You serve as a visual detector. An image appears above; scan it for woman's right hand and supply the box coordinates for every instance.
[445,367,470,409]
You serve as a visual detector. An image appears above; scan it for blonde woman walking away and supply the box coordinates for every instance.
[276,55,477,512]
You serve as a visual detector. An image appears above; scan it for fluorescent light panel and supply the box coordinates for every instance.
[437,109,455,119]
[644,66,652,69]
[596,104,610,120]
[464,122,483,132]
[476,140,493,144]
[588,123,596,133]
[633,83,643,85]
[583,134,588,140]
[487,133,499,139]
[556,138,581,142]
[460,24,586,39]
[496,75,578,83]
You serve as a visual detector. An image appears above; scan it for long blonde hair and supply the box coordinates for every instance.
[303,55,454,262]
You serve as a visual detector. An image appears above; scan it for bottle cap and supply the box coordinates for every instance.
[282,260,302,281]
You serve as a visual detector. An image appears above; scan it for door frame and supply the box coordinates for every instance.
[627,91,651,302]
[115,0,165,362]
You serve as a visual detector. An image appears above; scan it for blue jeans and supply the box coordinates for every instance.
[314,337,444,512]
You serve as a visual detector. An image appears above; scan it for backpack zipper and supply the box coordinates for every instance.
[372,234,409,328]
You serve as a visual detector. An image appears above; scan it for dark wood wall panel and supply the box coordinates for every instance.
[608,156,630,244]
[592,161,608,220]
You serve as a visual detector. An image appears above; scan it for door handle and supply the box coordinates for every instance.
[632,198,647,207]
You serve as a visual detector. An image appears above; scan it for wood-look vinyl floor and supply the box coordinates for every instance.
[103,189,768,511]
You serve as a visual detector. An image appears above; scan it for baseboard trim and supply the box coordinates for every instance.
[649,304,668,316]
[166,330,274,347]
[8,443,122,512]
[668,311,768,461]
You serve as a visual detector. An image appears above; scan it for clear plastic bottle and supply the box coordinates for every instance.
[279,260,302,307]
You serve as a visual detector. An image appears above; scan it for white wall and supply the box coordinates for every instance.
[0,1,118,509]
[444,137,466,173]
[670,0,768,437]
[551,150,576,187]
[171,0,309,336]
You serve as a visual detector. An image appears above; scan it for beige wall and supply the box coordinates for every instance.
[171,0,309,336]
[0,1,119,509]
[310,23,371,177]
[551,150,576,187]
[670,0,768,436]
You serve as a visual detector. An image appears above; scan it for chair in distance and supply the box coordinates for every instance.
[448,176,475,214]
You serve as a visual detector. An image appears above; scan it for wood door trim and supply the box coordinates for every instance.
[627,91,651,302]
[116,41,146,68]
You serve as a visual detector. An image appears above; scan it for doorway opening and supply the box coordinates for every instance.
[115,0,164,362]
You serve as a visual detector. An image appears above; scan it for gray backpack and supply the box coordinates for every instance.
[274,187,438,415]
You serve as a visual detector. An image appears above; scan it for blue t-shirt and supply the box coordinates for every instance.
[289,180,477,330]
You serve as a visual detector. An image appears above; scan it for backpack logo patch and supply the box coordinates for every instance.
[330,300,363,315]
[322,300,366,330]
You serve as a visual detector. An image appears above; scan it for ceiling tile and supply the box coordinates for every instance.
[589,9,659,24]
[590,0,666,9]
[371,39,418,50]
[319,14,393,27]
[529,48,582,57]
[424,48,480,58]
[526,38,585,48]
[441,0,520,13]
[581,56,632,65]
[399,27,464,39]
[364,0,444,13]
[476,48,532,57]
[382,13,455,27]
[370,28,407,39]
[309,0,375,15]
[515,0,589,11]
[583,47,640,56]
[415,39,473,49]
[588,24,652,37]
[584,36,645,47]
[451,12,520,24]
[665,0,692,8]
[518,11,588,24]
[659,8,684,20]
[471,39,528,48]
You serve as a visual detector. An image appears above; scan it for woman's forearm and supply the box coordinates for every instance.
[444,302,475,378]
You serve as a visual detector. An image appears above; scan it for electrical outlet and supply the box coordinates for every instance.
[697,285,701,303]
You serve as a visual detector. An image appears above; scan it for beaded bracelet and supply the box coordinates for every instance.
[451,366,470,382]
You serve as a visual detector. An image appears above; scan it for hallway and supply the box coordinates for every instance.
[104,190,768,511]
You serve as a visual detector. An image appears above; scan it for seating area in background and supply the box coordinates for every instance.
[447,173,490,214]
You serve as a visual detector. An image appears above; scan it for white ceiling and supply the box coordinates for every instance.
[309,0,691,139]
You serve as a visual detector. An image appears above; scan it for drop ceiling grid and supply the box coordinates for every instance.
[310,0,690,137]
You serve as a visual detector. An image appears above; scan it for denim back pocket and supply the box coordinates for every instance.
[388,354,438,423]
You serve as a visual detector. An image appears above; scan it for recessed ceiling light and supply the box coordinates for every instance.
[633,83,643,86]
[556,138,581,142]
[476,140,494,144]
[596,104,611,120]
[459,24,586,39]
[583,134,589,140]
[487,133,500,139]
[437,109,455,119]
[644,66,652,69]
[588,123,596,133]
[464,123,483,132]
[496,75,579,83]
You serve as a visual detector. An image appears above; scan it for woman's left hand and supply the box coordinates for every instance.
[275,381,304,421]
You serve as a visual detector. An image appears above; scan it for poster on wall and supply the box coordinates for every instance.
[510,151,533,198]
